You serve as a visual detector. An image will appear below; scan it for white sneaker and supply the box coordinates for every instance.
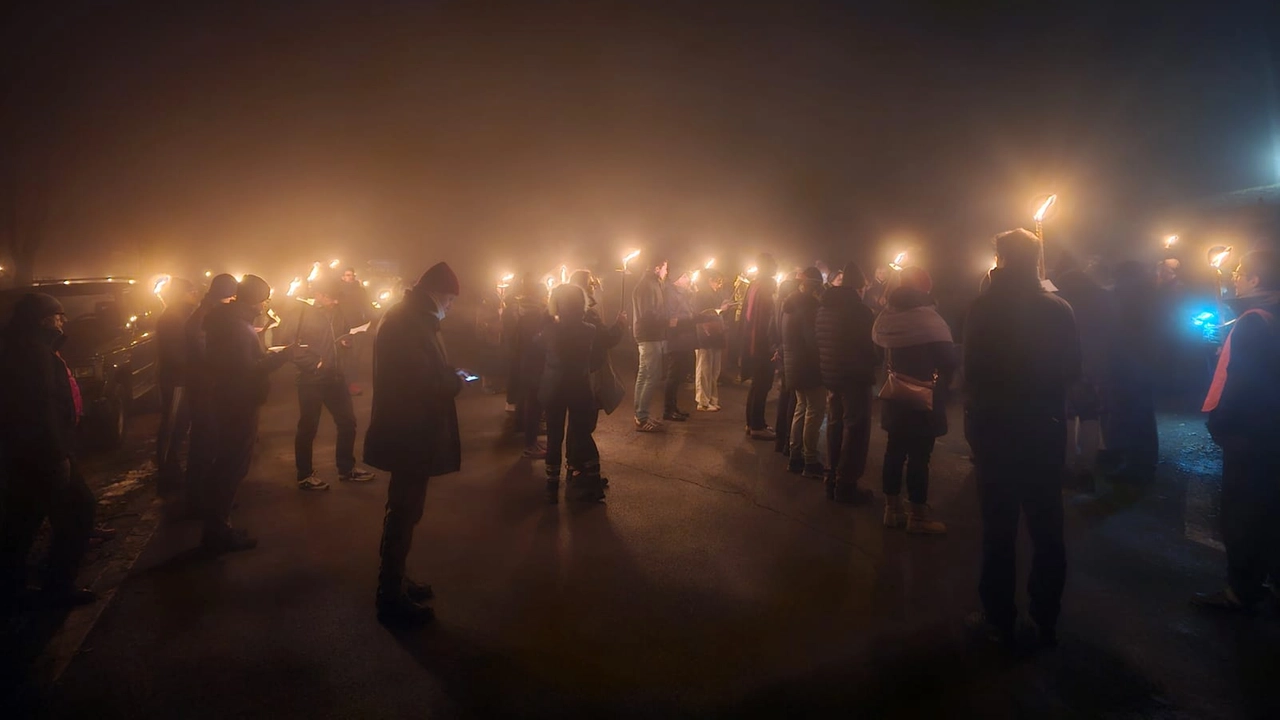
[297,474,331,492]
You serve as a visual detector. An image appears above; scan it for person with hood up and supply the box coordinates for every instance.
[631,254,669,432]
[872,267,957,534]
[1192,250,1280,613]
[816,262,879,504]
[540,283,610,503]
[512,274,550,457]
[183,273,238,517]
[964,229,1080,650]
[781,267,826,478]
[692,269,732,411]
[0,293,98,609]
[202,275,296,553]
[286,276,377,492]
[742,253,780,440]
[155,277,200,504]
[662,270,697,421]
[364,262,465,627]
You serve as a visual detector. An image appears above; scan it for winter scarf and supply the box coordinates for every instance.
[872,289,953,349]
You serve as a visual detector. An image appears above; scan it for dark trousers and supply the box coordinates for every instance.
[1221,448,1280,605]
[976,464,1066,633]
[204,409,259,534]
[1104,380,1158,480]
[339,341,360,386]
[156,383,191,497]
[295,379,357,480]
[520,387,542,448]
[774,380,795,452]
[882,432,936,504]
[826,385,872,483]
[745,355,775,430]
[185,385,217,513]
[546,396,600,474]
[378,468,430,594]
[664,350,694,414]
[0,460,95,594]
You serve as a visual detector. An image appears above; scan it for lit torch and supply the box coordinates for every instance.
[497,272,514,298]
[1208,245,1233,320]
[307,262,320,283]
[152,274,171,298]
[287,277,303,297]
[889,252,908,272]
[1164,235,1179,250]
[704,258,715,269]
[329,259,341,270]
[560,265,569,285]
[1033,193,1057,281]
[620,249,641,310]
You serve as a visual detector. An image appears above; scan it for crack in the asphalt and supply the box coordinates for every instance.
[610,459,877,560]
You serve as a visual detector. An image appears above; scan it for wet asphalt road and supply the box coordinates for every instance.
[43,361,1280,719]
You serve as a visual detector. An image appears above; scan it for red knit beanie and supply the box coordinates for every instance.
[900,266,933,294]
[415,262,461,295]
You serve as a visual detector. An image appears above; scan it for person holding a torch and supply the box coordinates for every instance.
[1193,250,1280,614]
[742,254,780,440]
[631,253,670,433]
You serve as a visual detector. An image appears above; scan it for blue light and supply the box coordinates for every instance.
[1192,311,1215,327]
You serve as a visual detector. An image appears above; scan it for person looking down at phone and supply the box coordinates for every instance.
[285,276,377,492]
[363,261,464,628]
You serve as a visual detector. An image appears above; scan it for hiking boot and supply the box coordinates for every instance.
[567,473,607,503]
[404,578,434,603]
[377,591,435,628]
[339,468,377,483]
[833,483,873,505]
[906,503,947,534]
[297,474,331,492]
[202,525,258,554]
[802,463,826,479]
[1191,587,1254,614]
[883,495,907,528]
[787,457,805,474]
[966,611,1016,650]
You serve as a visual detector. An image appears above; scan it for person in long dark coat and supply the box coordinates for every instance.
[183,274,237,520]
[772,271,801,454]
[1104,261,1159,483]
[781,267,825,477]
[872,268,957,534]
[0,294,97,609]
[364,262,464,628]
[742,254,780,439]
[155,278,200,502]
[512,277,550,457]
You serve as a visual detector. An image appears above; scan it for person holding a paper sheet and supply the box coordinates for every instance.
[285,277,376,492]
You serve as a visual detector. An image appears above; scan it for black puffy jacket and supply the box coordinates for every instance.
[781,290,822,390]
[816,285,878,388]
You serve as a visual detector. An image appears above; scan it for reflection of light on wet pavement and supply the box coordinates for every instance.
[1160,415,1224,551]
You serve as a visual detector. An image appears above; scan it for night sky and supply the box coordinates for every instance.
[3,0,1279,286]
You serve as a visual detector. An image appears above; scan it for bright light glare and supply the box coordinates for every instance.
[691,270,701,283]
[889,252,908,271]
[329,259,341,269]
[307,262,321,282]
[287,277,303,297]
[378,290,391,302]
[1033,194,1058,222]
[153,275,171,296]
[746,265,758,275]
[1164,235,1179,249]
[774,272,787,284]
[622,249,641,266]
[1210,246,1233,269]
[704,258,715,269]
[204,270,212,278]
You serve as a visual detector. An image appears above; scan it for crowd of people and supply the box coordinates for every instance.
[3,230,1279,644]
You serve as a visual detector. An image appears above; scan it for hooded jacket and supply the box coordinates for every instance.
[157,299,197,388]
[872,287,958,437]
[1206,291,1280,447]
[0,313,77,470]
[963,269,1081,467]
[815,285,878,388]
[781,289,822,390]
[363,289,463,475]
[631,271,668,343]
[287,302,349,385]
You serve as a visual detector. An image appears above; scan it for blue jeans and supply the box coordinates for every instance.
[634,341,666,421]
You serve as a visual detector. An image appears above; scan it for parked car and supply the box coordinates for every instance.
[0,277,161,448]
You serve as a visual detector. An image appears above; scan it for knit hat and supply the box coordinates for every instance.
[800,266,824,284]
[208,273,238,301]
[415,262,461,296]
[900,266,933,294]
[14,292,64,322]
[237,274,272,305]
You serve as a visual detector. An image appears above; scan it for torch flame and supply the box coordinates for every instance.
[560,265,568,284]
[691,270,701,283]
[287,277,303,297]
[622,249,641,267]
[704,258,715,269]
[746,265,758,275]
[1164,235,1179,249]
[329,259,341,269]
[152,275,171,296]
[774,271,787,285]
[307,262,321,282]
[1210,246,1233,269]
[889,252,908,271]
[545,276,556,290]
[1033,194,1057,223]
